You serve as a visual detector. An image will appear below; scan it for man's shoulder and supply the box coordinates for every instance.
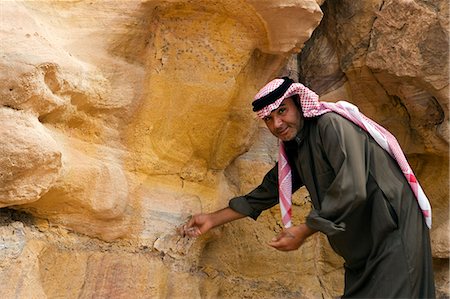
[314,112,360,133]
[315,112,364,138]
[316,112,346,126]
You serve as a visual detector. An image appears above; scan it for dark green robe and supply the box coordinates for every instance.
[229,112,435,298]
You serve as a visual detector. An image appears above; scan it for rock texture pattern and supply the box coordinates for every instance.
[0,0,448,298]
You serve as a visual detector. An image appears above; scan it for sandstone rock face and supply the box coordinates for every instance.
[0,0,448,298]
[0,108,62,207]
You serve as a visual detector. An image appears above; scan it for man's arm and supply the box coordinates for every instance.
[180,165,281,238]
[180,163,304,243]
[229,163,303,220]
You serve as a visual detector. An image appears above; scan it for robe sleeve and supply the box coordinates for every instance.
[229,163,302,220]
[306,115,370,236]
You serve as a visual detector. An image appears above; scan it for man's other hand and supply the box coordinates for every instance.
[268,224,316,251]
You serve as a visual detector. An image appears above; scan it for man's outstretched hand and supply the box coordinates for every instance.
[178,207,246,238]
[268,224,317,251]
[178,213,214,238]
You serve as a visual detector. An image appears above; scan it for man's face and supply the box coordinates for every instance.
[263,97,303,142]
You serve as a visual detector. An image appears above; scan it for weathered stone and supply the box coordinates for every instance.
[19,139,130,241]
[367,0,449,90]
[0,221,26,264]
[0,238,48,298]
[0,108,62,207]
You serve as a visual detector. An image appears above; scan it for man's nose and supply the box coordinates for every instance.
[273,116,283,128]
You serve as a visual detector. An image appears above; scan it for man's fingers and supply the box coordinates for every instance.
[179,214,207,238]
[185,226,201,237]
[177,225,186,237]
[271,230,294,242]
[268,241,279,248]
[268,231,297,251]
[269,235,283,248]
[268,240,288,251]
[186,215,196,228]
[269,242,292,251]
[271,231,285,242]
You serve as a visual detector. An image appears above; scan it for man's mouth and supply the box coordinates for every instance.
[277,127,289,136]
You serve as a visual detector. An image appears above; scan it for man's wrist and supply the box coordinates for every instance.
[298,223,317,238]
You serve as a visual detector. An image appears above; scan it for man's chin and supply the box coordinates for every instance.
[278,134,295,142]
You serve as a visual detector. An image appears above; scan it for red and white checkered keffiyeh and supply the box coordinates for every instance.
[254,78,432,229]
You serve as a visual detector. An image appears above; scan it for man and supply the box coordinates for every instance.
[181,77,435,298]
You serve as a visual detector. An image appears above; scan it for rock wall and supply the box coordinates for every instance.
[0,0,448,298]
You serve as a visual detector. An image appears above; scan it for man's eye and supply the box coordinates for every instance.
[278,108,286,114]
[263,116,271,122]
